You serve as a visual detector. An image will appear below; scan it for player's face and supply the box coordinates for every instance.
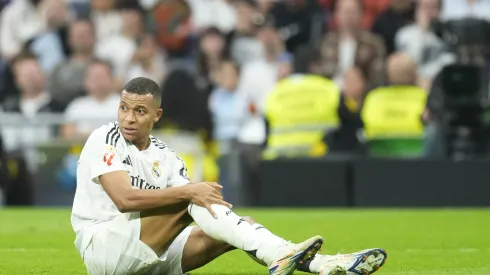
[118,91,162,146]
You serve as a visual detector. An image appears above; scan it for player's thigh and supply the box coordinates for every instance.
[83,216,161,275]
[139,201,193,255]
[143,226,234,275]
[142,226,195,275]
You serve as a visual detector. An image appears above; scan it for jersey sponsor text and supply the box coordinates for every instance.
[129,173,161,189]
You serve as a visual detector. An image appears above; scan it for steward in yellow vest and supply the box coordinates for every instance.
[361,53,428,140]
[361,85,428,139]
[263,74,341,159]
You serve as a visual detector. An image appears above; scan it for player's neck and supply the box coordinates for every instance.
[133,136,151,151]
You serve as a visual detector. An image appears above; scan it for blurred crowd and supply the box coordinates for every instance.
[1,0,490,204]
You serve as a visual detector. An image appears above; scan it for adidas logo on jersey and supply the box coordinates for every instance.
[122,156,132,166]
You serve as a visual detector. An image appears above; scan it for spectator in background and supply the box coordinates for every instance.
[256,0,277,13]
[270,0,325,53]
[49,19,96,109]
[380,54,424,100]
[321,0,391,30]
[342,67,366,122]
[0,0,47,60]
[90,0,123,40]
[293,45,324,75]
[208,59,246,204]
[124,34,167,85]
[159,69,212,134]
[321,0,385,89]
[156,28,222,134]
[238,16,292,151]
[187,0,236,33]
[359,0,392,29]
[387,52,418,86]
[372,0,414,55]
[96,6,144,86]
[1,51,63,115]
[62,60,119,140]
[325,66,367,154]
[152,0,192,58]
[228,0,264,65]
[196,28,228,92]
[137,0,160,11]
[0,51,63,152]
[29,0,71,74]
[209,60,245,149]
[66,0,91,17]
[441,0,490,21]
[395,0,449,87]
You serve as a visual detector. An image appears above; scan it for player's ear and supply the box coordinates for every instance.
[155,108,163,123]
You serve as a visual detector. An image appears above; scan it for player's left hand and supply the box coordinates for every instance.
[187,181,233,218]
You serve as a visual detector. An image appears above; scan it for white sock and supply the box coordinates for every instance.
[250,223,334,274]
[305,254,335,273]
[188,203,283,266]
[248,223,289,266]
[251,223,289,246]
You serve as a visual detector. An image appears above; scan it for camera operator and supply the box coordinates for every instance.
[424,18,490,159]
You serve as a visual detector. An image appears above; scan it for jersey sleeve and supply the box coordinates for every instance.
[82,127,126,183]
[167,150,191,187]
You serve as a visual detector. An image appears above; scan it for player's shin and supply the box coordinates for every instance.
[246,223,291,266]
[188,203,285,266]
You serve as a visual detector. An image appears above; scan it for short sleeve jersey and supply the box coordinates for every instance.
[70,122,190,235]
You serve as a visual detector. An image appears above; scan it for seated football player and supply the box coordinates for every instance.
[71,77,387,275]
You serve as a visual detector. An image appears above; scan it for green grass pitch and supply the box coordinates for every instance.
[0,208,489,275]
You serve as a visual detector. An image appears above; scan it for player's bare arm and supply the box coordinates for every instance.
[100,170,231,215]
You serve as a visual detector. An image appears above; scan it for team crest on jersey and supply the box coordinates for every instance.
[152,161,161,179]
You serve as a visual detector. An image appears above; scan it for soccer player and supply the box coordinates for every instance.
[71,77,387,275]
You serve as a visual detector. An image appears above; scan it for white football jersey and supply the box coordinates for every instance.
[70,122,190,250]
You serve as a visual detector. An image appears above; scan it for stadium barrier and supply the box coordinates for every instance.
[258,158,351,207]
[258,158,490,207]
[351,159,490,207]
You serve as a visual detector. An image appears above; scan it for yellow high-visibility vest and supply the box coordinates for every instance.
[361,85,428,139]
[264,74,340,159]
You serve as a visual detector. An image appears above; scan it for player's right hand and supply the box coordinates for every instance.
[188,182,232,218]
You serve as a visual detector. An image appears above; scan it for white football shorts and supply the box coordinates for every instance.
[81,215,194,275]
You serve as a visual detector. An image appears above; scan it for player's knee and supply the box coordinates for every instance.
[243,216,256,225]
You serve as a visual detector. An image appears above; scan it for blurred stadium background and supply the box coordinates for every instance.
[0,0,490,274]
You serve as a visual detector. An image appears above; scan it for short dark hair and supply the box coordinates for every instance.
[87,58,113,74]
[69,18,95,36]
[124,77,161,98]
[332,0,364,12]
[11,50,38,67]
[233,0,257,8]
[220,58,241,73]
